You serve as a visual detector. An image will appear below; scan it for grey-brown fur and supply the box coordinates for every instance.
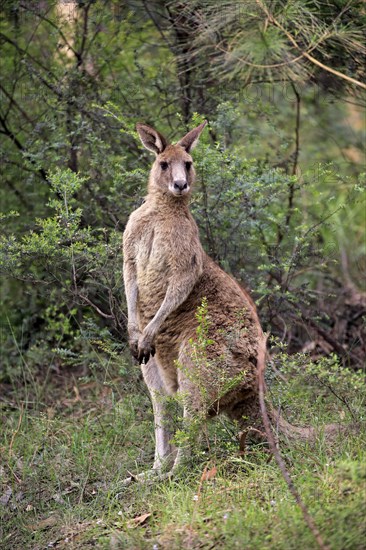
[122,121,266,481]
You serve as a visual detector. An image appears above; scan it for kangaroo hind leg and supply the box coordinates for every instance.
[143,356,177,471]
[122,356,177,485]
[170,342,208,474]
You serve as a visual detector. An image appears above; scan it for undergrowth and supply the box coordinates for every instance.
[1,348,365,550]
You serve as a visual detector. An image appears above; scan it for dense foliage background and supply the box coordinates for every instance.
[1,0,365,381]
[0,2,365,548]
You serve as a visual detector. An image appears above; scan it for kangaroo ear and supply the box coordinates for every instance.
[177,121,207,152]
[136,123,167,155]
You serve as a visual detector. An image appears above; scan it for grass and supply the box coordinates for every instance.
[1,353,365,550]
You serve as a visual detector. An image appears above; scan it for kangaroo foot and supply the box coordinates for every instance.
[121,468,174,487]
[121,446,191,487]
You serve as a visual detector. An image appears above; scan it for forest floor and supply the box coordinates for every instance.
[1,356,365,550]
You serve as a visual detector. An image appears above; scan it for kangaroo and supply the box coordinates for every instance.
[123,121,268,482]
[122,122,343,483]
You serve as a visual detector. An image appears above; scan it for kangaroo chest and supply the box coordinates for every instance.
[133,215,182,320]
[135,216,174,275]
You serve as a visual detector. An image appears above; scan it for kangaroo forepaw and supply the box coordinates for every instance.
[137,337,156,364]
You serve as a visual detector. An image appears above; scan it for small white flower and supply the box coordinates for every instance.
[117,510,123,516]
[223,513,228,520]
[153,545,159,550]
[193,494,199,501]
[270,500,276,507]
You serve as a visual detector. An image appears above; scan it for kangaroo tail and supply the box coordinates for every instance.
[267,404,348,442]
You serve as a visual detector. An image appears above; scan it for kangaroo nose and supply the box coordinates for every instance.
[174,180,188,191]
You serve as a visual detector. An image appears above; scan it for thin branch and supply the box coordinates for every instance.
[277,81,301,246]
[77,1,92,67]
[255,0,366,90]
[291,308,356,363]
[142,0,173,51]
[0,32,59,81]
[313,374,356,421]
[0,115,47,181]
[257,335,330,550]
[214,40,313,70]
[281,203,344,292]
[78,294,114,319]
[4,179,29,208]
[291,82,301,178]
[0,83,33,124]
[211,1,355,73]
[19,2,78,58]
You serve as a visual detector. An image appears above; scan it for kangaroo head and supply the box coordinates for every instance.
[136,121,207,198]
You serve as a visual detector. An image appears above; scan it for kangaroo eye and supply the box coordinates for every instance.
[160,161,169,171]
[185,161,192,171]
